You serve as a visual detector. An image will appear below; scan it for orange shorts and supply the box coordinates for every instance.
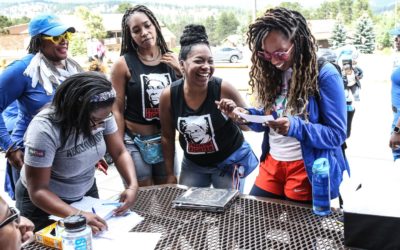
[254,154,312,201]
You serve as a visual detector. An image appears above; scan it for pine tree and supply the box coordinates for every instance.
[330,21,347,49]
[353,14,375,53]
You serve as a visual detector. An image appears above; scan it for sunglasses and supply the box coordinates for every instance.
[257,44,294,62]
[42,32,73,45]
[0,207,20,229]
[90,112,113,128]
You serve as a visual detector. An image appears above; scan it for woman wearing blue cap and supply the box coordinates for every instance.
[0,14,83,199]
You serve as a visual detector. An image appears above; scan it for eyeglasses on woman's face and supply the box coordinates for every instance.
[42,32,73,45]
[0,207,20,229]
[90,112,113,128]
[257,44,294,62]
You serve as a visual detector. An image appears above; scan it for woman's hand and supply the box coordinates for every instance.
[268,117,290,135]
[389,132,400,149]
[113,187,138,216]
[7,149,24,170]
[19,216,35,243]
[160,52,181,77]
[215,99,238,114]
[81,211,108,235]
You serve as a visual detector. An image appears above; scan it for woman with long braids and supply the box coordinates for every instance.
[222,8,349,202]
[111,5,181,186]
[0,14,83,200]
[15,72,139,232]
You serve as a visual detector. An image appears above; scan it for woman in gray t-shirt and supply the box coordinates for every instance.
[15,72,139,232]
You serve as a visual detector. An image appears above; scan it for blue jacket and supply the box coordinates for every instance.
[0,54,54,150]
[247,63,350,199]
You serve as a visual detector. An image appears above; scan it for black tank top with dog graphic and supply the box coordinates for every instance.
[170,77,244,166]
[124,52,177,125]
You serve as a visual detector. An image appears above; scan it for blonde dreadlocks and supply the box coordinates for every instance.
[247,7,319,118]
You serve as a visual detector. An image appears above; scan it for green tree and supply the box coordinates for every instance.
[338,0,353,24]
[204,16,218,46]
[11,16,30,26]
[374,12,395,49]
[353,14,375,53]
[314,1,339,19]
[353,0,372,20]
[75,6,106,39]
[279,2,303,12]
[330,21,347,48]
[69,33,87,56]
[0,15,12,34]
[116,2,133,13]
[215,12,239,44]
[279,2,313,19]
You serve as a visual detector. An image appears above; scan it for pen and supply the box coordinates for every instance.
[92,207,96,214]
[101,202,123,206]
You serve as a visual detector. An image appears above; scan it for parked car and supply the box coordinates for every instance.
[317,48,337,63]
[212,47,243,63]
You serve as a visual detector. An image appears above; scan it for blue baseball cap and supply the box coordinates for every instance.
[28,14,75,37]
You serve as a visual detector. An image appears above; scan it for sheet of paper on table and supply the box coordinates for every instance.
[233,110,275,123]
[93,232,162,250]
[48,196,144,236]
[49,196,118,221]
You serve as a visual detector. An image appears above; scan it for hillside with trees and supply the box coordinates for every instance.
[0,0,399,52]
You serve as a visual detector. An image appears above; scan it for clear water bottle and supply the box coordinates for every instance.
[312,158,331,216]
[61,215,92,250]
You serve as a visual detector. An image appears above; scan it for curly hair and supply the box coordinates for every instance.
[178,24,209,60]
[247,7,318,117]
[120,5,169,56]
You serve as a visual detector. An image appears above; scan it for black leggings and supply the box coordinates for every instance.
[15,179,99,231]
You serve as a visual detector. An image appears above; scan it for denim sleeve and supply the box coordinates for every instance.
[0,60,28,150]
[287,66,347,149]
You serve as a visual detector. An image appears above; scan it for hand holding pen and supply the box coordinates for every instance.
[80,208,108,234]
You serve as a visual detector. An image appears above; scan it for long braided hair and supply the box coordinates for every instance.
[50,72,115,147]
[247,7,318,118]
[120,5,169,56]
[27,35,42,54]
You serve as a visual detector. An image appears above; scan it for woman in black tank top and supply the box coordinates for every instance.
[111,5,182,187]
[159,25,256,191]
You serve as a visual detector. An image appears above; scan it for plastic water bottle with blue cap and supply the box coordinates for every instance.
[312,158,331,216]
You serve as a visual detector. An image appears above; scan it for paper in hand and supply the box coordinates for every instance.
[234,110,275,124]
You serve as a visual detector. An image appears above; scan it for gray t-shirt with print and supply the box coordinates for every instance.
[22,108,117,201]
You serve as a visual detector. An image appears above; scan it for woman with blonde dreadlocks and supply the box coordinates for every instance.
[223,8,349,203]
[111,5,181,186]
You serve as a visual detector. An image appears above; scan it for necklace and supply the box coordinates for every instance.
[137,48,161,62]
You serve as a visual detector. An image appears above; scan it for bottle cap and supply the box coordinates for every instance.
[63,215,87,230]
[312,157,329,173]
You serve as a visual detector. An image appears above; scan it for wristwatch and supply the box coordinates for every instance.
[394,126,400,134]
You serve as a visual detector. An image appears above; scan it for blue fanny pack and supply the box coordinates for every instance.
[216,141,259,178]
[133,134,164,165]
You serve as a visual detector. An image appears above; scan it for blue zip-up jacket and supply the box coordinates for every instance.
[0,54,56,150]
[247,63,350,199]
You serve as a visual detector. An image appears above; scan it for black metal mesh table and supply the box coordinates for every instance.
[24,185,346,250]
